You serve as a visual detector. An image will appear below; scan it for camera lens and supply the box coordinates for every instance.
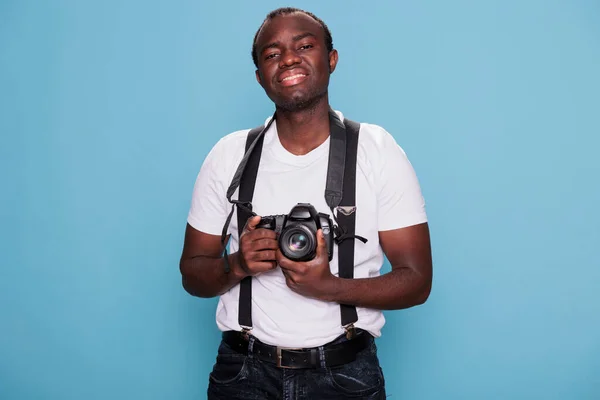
[279,225,316,261]
[288,233,308,251]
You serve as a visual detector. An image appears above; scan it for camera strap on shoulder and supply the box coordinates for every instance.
[235,125,266,328]
[220,109,366,332]
[328,113,362,331]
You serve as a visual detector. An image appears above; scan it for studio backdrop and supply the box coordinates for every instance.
[1,1,599,399]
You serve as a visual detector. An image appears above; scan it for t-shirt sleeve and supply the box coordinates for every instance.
[186,140,231,236]
[375,127,428,231]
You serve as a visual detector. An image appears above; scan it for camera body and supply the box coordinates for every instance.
[256,203,334,262]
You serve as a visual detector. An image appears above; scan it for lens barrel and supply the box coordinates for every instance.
[279,224,316,261]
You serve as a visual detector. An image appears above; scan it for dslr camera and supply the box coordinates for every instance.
[256,203,334,262]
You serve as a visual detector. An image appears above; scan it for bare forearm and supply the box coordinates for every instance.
[325,268,431,310]
[180,252,245,298]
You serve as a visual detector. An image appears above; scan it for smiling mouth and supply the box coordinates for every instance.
[282,74,307,82]
[279,73,308,87]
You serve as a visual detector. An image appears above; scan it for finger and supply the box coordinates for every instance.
[249,229,278,241]
[276,250,302,273]
[252,250,277,262]
[240,236,277,261]
[251,238,278,251]
[243,216,262,234]
[315,229,327,259]
[280,268,297,284]
[249,261,277,274]
[275,249,291,268]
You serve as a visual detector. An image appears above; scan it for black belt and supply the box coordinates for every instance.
[222,330,371,369]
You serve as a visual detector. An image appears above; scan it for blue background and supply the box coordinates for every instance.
[1,0,599,399]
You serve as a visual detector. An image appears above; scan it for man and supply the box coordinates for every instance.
[180,7,432,399]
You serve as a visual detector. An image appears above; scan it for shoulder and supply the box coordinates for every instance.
[357,122,402,151]
[349,119,410,168]
[207,128,250,159]
[196,127,255,187]
[202,122,265,170]
[337,110,404,153]
[342,115,416,185]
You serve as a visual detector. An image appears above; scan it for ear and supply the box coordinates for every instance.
[255,69,263,86]
[328,49,339,74]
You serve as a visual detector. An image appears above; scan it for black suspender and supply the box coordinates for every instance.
[220,109,365,332]
[336,118,360,327]
[236,127,265,328]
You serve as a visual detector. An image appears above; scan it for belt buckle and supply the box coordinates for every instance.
[276,346,302,369]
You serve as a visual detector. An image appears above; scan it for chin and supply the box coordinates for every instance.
[275,91,326,112]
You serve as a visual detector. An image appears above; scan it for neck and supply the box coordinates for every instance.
[274,96,331,156]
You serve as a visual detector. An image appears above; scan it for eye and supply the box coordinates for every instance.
[299,44,313,50]
[265,53,279,60]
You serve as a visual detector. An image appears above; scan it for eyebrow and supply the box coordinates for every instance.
[260,32,317,54]
[292,32,316,42]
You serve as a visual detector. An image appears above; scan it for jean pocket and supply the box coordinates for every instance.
[208,341,250,385]
[327,344,384,396]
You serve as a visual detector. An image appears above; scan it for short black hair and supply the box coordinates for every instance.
[251,7,334,68]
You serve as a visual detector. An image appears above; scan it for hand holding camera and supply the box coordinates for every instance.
[255,203,337,300]
[275,227,336,301]
[237,216,279,277]
[256,203,334,262]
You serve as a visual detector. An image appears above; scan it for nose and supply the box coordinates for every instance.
[279,48,302,68]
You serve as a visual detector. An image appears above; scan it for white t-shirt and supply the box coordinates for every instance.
[187,110,427,348]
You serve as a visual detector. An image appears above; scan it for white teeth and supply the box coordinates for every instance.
[282,74,305,81]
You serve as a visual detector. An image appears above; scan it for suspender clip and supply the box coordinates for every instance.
[344,323,356,340]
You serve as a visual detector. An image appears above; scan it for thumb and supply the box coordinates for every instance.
[243,215,262,234]
[315,229,327,258]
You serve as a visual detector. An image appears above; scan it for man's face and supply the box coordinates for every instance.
[254,13,338,111]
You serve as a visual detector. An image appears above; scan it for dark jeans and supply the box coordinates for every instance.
[207,331,386,399]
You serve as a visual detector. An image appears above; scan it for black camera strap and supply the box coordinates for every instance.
[235,125,266,328]
[219,115,274,329]
[220,115,275,274]
[222,109,365,331]
[331,115,361,328]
